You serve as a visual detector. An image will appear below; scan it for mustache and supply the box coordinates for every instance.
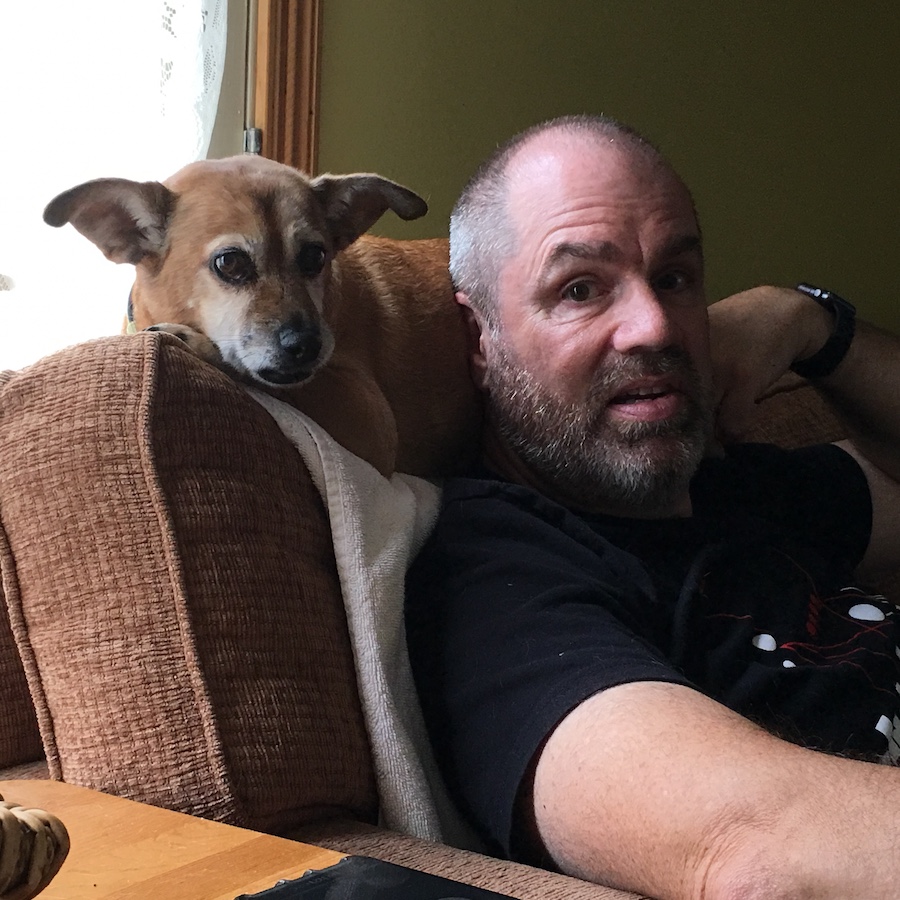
[586,347,700,403]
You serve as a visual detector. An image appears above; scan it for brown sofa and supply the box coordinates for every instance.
[0,243,891,900]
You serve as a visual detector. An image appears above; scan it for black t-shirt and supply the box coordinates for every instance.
[404,442,900,860]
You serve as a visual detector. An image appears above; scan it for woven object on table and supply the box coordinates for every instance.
[0,795,69,900]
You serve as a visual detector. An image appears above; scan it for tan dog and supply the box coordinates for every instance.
[43,155,481,476]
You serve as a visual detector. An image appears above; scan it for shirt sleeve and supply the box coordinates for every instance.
[404,479,693,859]
[692,442,872,570]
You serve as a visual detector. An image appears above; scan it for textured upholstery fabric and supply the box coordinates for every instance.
[0,370,44,771]
[745,373,847,448]
[288,819,645,900]
[0,759,49,780]
[0,333,377,832]
[0,577,42,770]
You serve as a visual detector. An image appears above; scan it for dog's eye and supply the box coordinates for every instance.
[211,249,257,286]
[296,243,326,277]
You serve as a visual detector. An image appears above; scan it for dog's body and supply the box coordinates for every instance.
[44,156,481,476]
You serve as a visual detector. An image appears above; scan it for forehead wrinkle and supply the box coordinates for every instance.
[548,240,621,266]
[538,231,701,283]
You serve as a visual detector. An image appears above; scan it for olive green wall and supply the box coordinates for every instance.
[317,2,899,332]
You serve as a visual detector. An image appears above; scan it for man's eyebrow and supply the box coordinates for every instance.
[534,242,620,294]
[537,235,703,289]
[661,234,704,261]
[545,241,621,268]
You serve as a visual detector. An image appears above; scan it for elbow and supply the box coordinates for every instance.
[693,830,808,900]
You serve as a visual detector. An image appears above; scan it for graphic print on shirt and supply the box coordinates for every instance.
[679,540,900,762]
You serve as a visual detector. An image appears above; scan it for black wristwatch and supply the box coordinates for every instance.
[789,283,856,379]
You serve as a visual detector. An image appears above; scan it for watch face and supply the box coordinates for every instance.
[796,283,855,314]
[796,282,825,300]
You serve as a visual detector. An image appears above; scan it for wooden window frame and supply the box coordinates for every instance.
[253,0,322,173]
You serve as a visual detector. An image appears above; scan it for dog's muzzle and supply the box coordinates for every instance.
[258,319,323,385]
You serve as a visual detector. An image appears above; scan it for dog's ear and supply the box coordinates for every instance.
[43,178,175,265]
[311,173,428,253]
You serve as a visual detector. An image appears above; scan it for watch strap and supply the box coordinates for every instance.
[789,283,856,379]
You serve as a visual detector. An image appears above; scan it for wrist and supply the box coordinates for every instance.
[791,291,835,362]
[789,283,856,379]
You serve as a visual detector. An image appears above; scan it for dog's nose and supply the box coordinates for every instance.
[277,320,322,367]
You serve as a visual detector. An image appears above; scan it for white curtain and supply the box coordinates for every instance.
[0,0,228,370]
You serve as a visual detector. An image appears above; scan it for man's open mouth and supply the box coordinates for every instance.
[611,385,673,405]
[606,379,685,422]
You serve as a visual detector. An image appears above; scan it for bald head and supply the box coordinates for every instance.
[449,115,692,328]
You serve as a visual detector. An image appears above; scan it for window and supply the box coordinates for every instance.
[0,0,240,370]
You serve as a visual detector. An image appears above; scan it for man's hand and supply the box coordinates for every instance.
[708,286,833,444]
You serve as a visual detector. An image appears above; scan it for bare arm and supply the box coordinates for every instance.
[709,286,900,576]
[531,681,900,900]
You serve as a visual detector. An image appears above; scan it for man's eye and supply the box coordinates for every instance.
[562,280,601,303]
[211,249,257,285]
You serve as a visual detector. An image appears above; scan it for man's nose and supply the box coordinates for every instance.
[610,283,676,353]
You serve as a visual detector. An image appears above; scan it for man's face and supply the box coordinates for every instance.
[478,134,714,516]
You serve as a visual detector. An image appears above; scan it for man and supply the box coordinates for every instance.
[404,115,900,899]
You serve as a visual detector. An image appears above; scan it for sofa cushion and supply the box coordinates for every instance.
[0,333,377,832]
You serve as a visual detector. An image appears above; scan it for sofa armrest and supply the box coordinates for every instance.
[0,334,378,832]
[748,373,847,448]
[286,818,644,900]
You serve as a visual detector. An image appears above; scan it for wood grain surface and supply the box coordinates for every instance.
[0,779,345,899]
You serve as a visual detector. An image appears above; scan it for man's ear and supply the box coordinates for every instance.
[456,291,490,390]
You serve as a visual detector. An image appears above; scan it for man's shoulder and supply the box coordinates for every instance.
[438,467,586,533]
[693,440,865,505]
[440,467,537,506]
[424,467,630,570]
[693,441,871,561]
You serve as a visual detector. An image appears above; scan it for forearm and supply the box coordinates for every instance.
[717,750,900,900]
[813,317,900,481]
[710,286,900,463]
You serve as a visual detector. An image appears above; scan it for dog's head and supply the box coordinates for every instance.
[43,156,427,386]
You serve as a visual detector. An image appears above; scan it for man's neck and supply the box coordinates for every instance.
[481,425,694,520]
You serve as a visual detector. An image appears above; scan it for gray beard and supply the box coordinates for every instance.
[484,342,714,517]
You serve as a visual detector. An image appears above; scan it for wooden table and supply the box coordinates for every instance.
[0,779,345,899]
